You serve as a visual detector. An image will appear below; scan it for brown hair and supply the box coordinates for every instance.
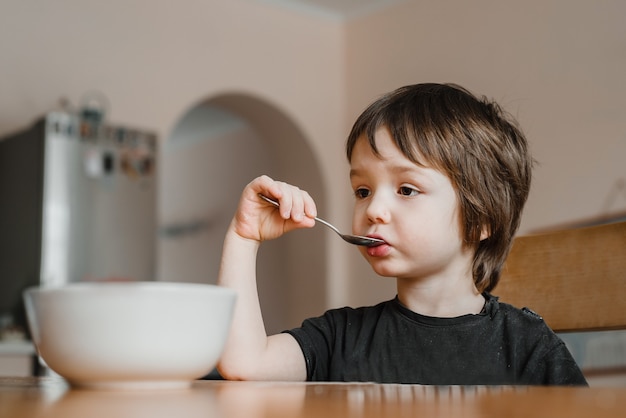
[346,83,533,292]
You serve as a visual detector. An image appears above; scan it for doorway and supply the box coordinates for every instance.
[158,93,327,333]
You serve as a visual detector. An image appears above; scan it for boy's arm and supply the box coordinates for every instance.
[216,230,307,380]
[216,176,315,381]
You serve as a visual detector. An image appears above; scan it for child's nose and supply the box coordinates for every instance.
[365,193,391,224]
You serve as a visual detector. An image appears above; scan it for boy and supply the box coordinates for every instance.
[217,83,587,385]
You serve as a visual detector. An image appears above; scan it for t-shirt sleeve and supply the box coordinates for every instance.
[531,340,589,386]
[283,310,341,381]
[514,308,588,386]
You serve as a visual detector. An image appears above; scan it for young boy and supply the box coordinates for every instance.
[217,83,587,385]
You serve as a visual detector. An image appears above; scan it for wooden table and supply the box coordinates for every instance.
[1,376,625,418]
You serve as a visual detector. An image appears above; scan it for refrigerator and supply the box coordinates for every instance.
[0,111,157,337]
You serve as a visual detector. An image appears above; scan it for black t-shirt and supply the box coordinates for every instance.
[284,293,587,385]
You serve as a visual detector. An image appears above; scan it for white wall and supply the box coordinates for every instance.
[0,0,347,184]
[0,0,346,320]
[159,105,267,285]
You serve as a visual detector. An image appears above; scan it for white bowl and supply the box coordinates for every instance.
[23,282,236,389]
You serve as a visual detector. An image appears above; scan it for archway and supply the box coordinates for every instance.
[158,92,327,333]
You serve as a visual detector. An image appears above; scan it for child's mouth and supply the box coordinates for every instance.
[366,242,390,257]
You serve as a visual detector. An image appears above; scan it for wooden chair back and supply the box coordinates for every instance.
[495,221,626,333]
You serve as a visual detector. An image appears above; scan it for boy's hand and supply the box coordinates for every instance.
[231,175,317,242]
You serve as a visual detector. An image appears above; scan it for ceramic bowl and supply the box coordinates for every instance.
[23,282,236,389]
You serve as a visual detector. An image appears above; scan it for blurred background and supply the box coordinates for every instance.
[0,0,624,379]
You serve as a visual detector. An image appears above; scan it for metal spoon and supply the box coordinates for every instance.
[258,194,385,247]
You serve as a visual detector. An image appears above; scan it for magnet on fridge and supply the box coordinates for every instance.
[84,148,115,178]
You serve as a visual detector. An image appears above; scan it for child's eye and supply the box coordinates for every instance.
[354,188,371,199]
[398,186,420,197]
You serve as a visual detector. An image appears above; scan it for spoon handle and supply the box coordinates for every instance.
[257,194,384,247]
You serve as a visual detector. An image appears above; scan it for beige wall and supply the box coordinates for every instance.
[340,0,626,306]
[344,0,626,233]
[1,0,625,311]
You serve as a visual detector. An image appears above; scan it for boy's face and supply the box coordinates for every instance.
[349,127,475,284]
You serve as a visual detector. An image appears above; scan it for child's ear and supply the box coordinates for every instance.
[480,225,490,241]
